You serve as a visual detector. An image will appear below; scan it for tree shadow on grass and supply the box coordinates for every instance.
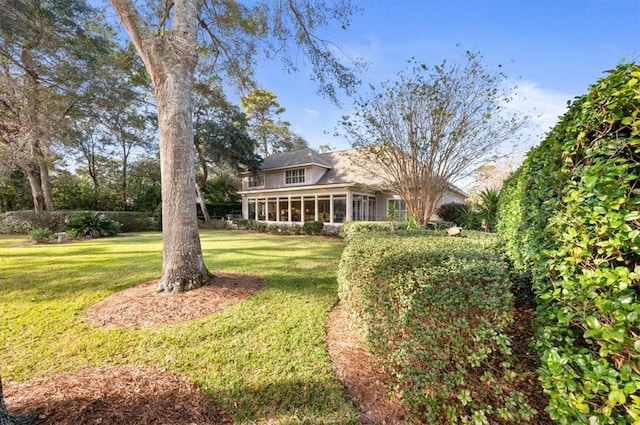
[225,376,360,425]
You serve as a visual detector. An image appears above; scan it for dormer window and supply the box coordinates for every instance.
[248,173,264,187]
[285,168,305,185]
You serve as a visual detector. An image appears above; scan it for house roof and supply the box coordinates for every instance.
[260,148,333,171]
[255,147,468,198]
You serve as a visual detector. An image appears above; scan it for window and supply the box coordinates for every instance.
[304,198,315,221]
[285,168,305,184]
[248,173,264,188]
[388,199,408,222]
[318,197,330,223]
[333,197,346,223]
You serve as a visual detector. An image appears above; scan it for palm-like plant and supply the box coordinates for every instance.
[66,212,120,238]
[476,188,501,232]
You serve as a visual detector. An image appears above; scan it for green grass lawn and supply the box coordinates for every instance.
[0,231,358,424]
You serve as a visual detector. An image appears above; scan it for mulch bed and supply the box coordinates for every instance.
[86,273,264,327]
[4,273,264,425]
[4,365,231,425]
[326,305,406,424]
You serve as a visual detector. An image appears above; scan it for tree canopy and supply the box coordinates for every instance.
[340,51,528,225]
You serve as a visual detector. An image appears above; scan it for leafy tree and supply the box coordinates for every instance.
[108,0,360,292]
[0,0,109,212]
[340,52,527,226]
[0,169,31,212]
[241,88,307,157]
[127,157,161,212]
[193,78,259,221]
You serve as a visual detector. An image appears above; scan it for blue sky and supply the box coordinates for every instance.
[251,0,640,154]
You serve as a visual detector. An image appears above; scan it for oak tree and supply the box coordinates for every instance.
[108,0,359,292]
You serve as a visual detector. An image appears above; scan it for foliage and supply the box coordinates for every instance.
[301,221,324,234]
[476,187,501,231]
[65,212,120,238]
[496,62,640,424]
[0,0,112,212]
[435,202,469,226]
[235,220,328,235]
[198,219,230,230]
[340,51,527,225]
[27,227,52,243]
[337,231,536,423]
[0,211,69,234]
[0,232,357,423]
[240,88,308,157]
[0,210,157,234]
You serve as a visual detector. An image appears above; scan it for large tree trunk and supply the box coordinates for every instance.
[110,0,212,293]
[155,72,212,292]
[0,377,38,425]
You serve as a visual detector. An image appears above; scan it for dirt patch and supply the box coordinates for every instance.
[86,273,264,327]
[326,305,406,424]
[4,365,231,425]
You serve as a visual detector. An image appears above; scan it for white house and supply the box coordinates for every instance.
[238,147,467,228]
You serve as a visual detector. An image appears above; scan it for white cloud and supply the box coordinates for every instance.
[504,81,572,151]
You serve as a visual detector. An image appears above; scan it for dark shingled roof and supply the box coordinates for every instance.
[260,148,333,170]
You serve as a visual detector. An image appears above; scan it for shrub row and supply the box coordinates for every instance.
[0,210,158,234]
[233,219,325,235]
[337,230,535,423]
[497,62,640,423]
[340,220,457,242]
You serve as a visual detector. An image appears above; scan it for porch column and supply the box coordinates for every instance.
[346,191,353,223]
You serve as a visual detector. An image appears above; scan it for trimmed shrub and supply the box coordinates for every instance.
[0,211,70,234]
[99,211,158,232]
[497,62,640,424]
[28,227,52,243]
[0,210,157,234]
[435,202,468,225]
[66,212,120,238]
[301,221,323,234]
[338,232,534,423]
[198,219,229,230]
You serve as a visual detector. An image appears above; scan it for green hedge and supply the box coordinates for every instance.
[497,62,640,423]
[338,231,534,423]
[0,210,158,234]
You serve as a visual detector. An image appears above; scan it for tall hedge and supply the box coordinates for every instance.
[338,230,536,423]
[497,62,640,424]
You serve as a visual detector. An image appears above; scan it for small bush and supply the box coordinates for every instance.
[233,218,249,229]
[0,211,70,234]
[435,202,468,225]
[100,211,158,232]
[198,219,229,230]
[28,227,52,243]
[66,212,120,238]
[302,221,323,234]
